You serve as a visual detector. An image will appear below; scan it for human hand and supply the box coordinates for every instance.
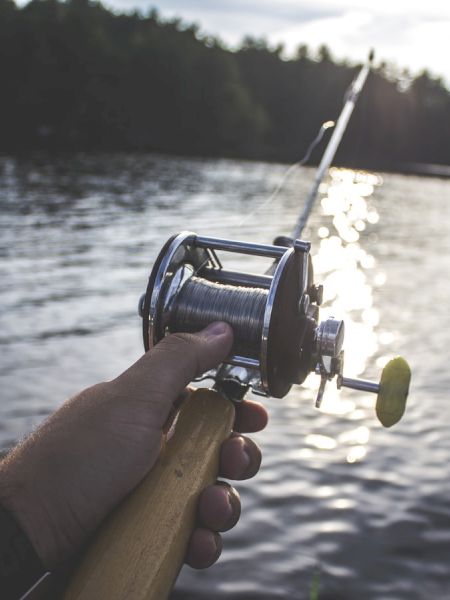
[0,322,268,571]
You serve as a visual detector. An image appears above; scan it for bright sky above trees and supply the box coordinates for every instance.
[99,0,450,86]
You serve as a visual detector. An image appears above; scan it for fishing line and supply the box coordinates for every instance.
[236,120,335,229]
[170,276,267,357]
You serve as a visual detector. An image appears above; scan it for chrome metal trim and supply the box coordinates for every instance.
[148,231,196,346]
[316,317,345,359]
[338,376,379,394]
[227,355,260,369]
[260,247,293,392]
[203,268,272,289]
[195,235,287,259]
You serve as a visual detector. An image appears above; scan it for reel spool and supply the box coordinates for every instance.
[139,232,410,423]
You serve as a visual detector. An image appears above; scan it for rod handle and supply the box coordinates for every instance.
[63,389,235,600]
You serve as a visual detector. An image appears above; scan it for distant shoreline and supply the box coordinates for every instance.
[395,162,450,179]
[1,149,448,181]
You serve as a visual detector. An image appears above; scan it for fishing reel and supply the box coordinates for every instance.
[139,232,410,425]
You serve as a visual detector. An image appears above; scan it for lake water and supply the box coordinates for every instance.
[1,154,449,599]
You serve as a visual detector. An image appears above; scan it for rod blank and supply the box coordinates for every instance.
[292,51,373,239]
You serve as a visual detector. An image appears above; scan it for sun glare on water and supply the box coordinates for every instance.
[301,167,391,463]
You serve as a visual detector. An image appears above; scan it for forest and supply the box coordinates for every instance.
[1,0,449,170]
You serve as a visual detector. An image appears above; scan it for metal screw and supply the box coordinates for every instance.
[309,284,323,306]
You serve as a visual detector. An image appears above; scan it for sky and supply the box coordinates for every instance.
[102,0,450,86]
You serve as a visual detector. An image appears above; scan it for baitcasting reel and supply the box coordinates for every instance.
[139,232,410,424]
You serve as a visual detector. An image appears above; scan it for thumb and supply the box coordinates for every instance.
[113,322,233,428]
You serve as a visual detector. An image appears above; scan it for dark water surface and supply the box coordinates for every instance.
[1,154,449,599]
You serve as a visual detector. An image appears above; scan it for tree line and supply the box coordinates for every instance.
[1,0,449,169]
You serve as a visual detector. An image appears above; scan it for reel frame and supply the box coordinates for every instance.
[140,232,317,398]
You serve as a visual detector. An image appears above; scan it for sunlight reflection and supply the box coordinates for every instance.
[367,211,380,224]
[305,434,337,450]
[302,373,357,416]
[348,409,369,421]
[338,426,370,445]
[296,448,315,459]
[318,521,353,533]
[305,168,389,463]
[330,498,356,510]
[376,354,395,369]
[314,486,335,498]
[346,446,367,464]
[289,448,315,460]
[286,168,392,463]
[379,331,395,345]
[318,385,356,416]
[362,308,379,327]
[374,272,386,286]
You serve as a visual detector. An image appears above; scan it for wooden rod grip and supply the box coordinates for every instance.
[64,389,235,600]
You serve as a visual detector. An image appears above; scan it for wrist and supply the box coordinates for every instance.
[0,499,50,600]
[0,448,64,570]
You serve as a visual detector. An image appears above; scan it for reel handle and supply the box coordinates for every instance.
[338,357,411,427]
[64,389,235,600]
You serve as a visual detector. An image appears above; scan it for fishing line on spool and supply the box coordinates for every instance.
[170,276,268,358]
[236,120,335,229]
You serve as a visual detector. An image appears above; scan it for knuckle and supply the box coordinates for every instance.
[157,332,201,375]
[165,332,196,348]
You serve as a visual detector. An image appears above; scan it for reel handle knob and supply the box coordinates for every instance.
[375,356,411,427]
[338,357,411,427]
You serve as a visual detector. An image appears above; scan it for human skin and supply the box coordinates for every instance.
[0,322,268,571]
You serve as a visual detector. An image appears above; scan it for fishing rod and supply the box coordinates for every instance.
[64,50,410,600]
[293,49,374,239]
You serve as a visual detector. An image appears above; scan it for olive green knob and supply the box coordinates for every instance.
[338,356,411,427]
[376,357,411,427]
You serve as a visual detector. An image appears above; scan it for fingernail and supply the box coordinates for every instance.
[202,321,229,337]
